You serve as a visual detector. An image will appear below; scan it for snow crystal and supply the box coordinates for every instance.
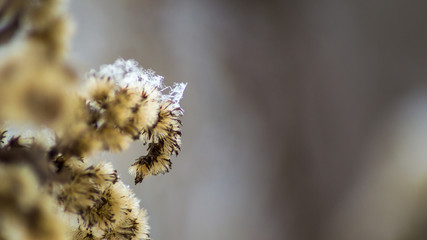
[88,58,187,105]
[2,123,55,148]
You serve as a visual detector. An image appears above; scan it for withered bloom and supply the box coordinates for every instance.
[0,0,186,239]
[86,59,186,183]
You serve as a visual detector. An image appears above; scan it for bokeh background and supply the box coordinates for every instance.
[69,1,427,239]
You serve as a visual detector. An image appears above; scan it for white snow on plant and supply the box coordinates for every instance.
[88,58,187,106]
[3,122,55,148]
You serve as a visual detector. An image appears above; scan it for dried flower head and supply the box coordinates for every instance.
[0,164,69,240]
[88,59,187,183]
[0,0,186,239]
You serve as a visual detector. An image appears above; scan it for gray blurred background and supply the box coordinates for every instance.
[69,1,427,239]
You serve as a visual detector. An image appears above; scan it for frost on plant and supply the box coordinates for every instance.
[86,59,187,183]
[0,1,186,239]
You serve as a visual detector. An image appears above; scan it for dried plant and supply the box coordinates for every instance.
[0,0,186,239]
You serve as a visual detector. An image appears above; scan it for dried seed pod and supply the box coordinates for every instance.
[130,101,184,183]
[102,183,150,240]
[56,162,118,214]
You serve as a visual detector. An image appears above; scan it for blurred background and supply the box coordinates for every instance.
[70,1,427,239]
